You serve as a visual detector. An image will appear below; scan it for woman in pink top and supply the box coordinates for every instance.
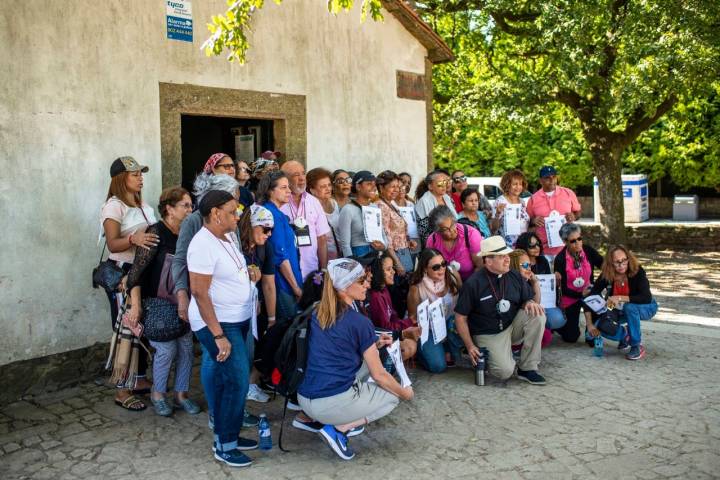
[368,253,420,360]
[425,205,483,281]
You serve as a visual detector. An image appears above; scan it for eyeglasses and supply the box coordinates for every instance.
[613,258,628,266]
[437,222,457,233]
[568,237,583,244]
[452,176,467,183]
[216,163,236,171]
[527,242,540,248]
[238,167,250,173]
[520,262,531,270]
[175,202,193,209]
[429,261,448,271]
[334,177,352,185]
[262,227,273,235]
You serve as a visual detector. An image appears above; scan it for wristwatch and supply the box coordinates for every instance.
[213,333,226,340]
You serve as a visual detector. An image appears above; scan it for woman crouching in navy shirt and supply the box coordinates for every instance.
[298,258,414,461]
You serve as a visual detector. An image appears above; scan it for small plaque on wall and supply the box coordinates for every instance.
[396,71,426,101]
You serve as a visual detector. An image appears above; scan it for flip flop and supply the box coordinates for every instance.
[115,394,147,411]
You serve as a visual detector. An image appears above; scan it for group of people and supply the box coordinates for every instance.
[99,153,658,466]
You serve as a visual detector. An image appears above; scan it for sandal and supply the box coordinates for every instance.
[176,398,201,415]
[115,394,147,411]
[151,397,174,417]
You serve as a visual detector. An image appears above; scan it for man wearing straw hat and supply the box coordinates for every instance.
[454,236,548,385]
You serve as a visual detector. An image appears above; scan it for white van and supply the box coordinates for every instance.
[465,176,531,206]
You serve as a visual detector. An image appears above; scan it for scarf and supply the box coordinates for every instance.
[106,293,150,389]
[419,276,457,318]
[202,152,230,174]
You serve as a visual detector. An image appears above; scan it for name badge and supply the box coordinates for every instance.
[480,295,493,301]
[292,217,312,247]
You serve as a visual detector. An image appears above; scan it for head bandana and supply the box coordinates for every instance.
[203,153,231,174]
[327,258,365,291]
[250,205,274,228]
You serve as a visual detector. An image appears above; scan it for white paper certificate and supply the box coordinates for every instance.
[250,285,259,340]
[397,205,418,238]
[417,299,430,345]
[583,295,607,314]
[544,210,566,248]
[387,340,412,387]
[362,205,384,243]
[503,204,527,236]
[428,298,447,344]
[535,274,557,309]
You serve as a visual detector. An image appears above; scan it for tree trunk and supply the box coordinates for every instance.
[589,137,627,245]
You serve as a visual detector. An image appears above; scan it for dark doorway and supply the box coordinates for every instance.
[180,115,275,192]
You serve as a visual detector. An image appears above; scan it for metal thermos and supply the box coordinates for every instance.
[474,348,488,386]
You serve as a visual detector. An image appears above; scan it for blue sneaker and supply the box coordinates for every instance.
[213,437,259,453]
[318,425,355,460]
[617,329,631,352]
[517,369,546,385]
[214,448,252,467]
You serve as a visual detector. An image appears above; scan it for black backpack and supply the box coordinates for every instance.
[273,302,316,451]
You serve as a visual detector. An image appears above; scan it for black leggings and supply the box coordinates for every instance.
[556,301,583,343]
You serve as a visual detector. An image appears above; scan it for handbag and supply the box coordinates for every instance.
[142,297,189,342]
[92,243,124,293]
[156,253,177,304]
[595,308,621,336]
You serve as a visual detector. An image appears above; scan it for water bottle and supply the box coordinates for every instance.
[593,336,604,357]
[474,347,489,386]
[258,414,272,450]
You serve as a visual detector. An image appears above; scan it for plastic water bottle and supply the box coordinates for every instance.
[258,414,272,450]
[593,336,604,357]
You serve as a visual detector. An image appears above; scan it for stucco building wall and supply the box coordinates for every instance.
[0,0,430,365]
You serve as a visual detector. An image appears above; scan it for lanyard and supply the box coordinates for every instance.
[214,231,247,275]
[288,194,306,220]
[485,271,506,302]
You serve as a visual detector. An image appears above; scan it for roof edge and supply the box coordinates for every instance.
[381,0,455,64]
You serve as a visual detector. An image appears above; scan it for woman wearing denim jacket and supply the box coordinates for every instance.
[586,245,657,361]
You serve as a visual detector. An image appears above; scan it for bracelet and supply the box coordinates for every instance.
[268,316,276,322]
[213,333,226,340]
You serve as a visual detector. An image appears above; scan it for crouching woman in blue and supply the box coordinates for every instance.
[298,258,414,461]
[586,245,658,361]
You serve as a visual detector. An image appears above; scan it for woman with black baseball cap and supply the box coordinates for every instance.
[336,171,388,258]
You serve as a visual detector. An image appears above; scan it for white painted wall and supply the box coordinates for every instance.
[0,0,429,365]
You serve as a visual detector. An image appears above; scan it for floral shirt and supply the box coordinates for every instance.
[378,200,409,251]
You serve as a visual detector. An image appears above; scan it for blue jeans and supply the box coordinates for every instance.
[417,315,463,373]
[351,245,373,257]
[600,299,658,347]
[195,322,250,452]
[395,248,415,273]
[545,307,566,330]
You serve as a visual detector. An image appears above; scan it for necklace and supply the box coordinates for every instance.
[212,230,247,275]
[485,270,510,315]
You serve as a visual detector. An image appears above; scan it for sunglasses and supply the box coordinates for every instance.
[452,176,467,183]
[354,274,371,285]
[216,163,236,171]
[568,237,583,244]
[613,258,628,266]
[520,262,531,269]
[334,177,352,185]
[429,261,448,271]
[436,179,451,186]
[261,226,273,235]
[527,242,540,248]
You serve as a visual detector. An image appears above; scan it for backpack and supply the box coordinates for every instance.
[453,220,474,250]
[273,302,317,452]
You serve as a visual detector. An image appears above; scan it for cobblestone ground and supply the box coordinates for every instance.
[2,252,719,479]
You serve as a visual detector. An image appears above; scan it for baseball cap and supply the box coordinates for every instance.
[261,150,281,160]
[539,166,557,178]
[352,170,376,190]
[110,156,149,177]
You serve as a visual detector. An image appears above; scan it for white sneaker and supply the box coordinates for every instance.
[287,400,302,411]
[246,384,270,403]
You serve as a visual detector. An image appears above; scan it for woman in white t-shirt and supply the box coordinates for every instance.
[187,190,260,467]
[100,156,157,412]
[491,169,530,248]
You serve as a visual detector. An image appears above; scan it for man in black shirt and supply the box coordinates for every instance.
[455,236,548,385]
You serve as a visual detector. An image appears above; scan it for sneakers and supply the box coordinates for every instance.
[150,397,173,417]
[246,384,271,403]
[213,437,258,453]
[214,448,252,467]
[626,345,646,360]
[347,425,365,437]
[617,333,631,352]
[292,416,324,433]
[243,411,260,428]
[517,369,546,385]
[287,401,303,411]
[318,425,355,460]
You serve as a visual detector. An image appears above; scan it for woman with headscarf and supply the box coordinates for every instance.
[414,170,456,246]
[298,258,414,461]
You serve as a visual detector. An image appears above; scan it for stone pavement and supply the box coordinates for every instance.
[2,251,720,479]
[2,322,719,480]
